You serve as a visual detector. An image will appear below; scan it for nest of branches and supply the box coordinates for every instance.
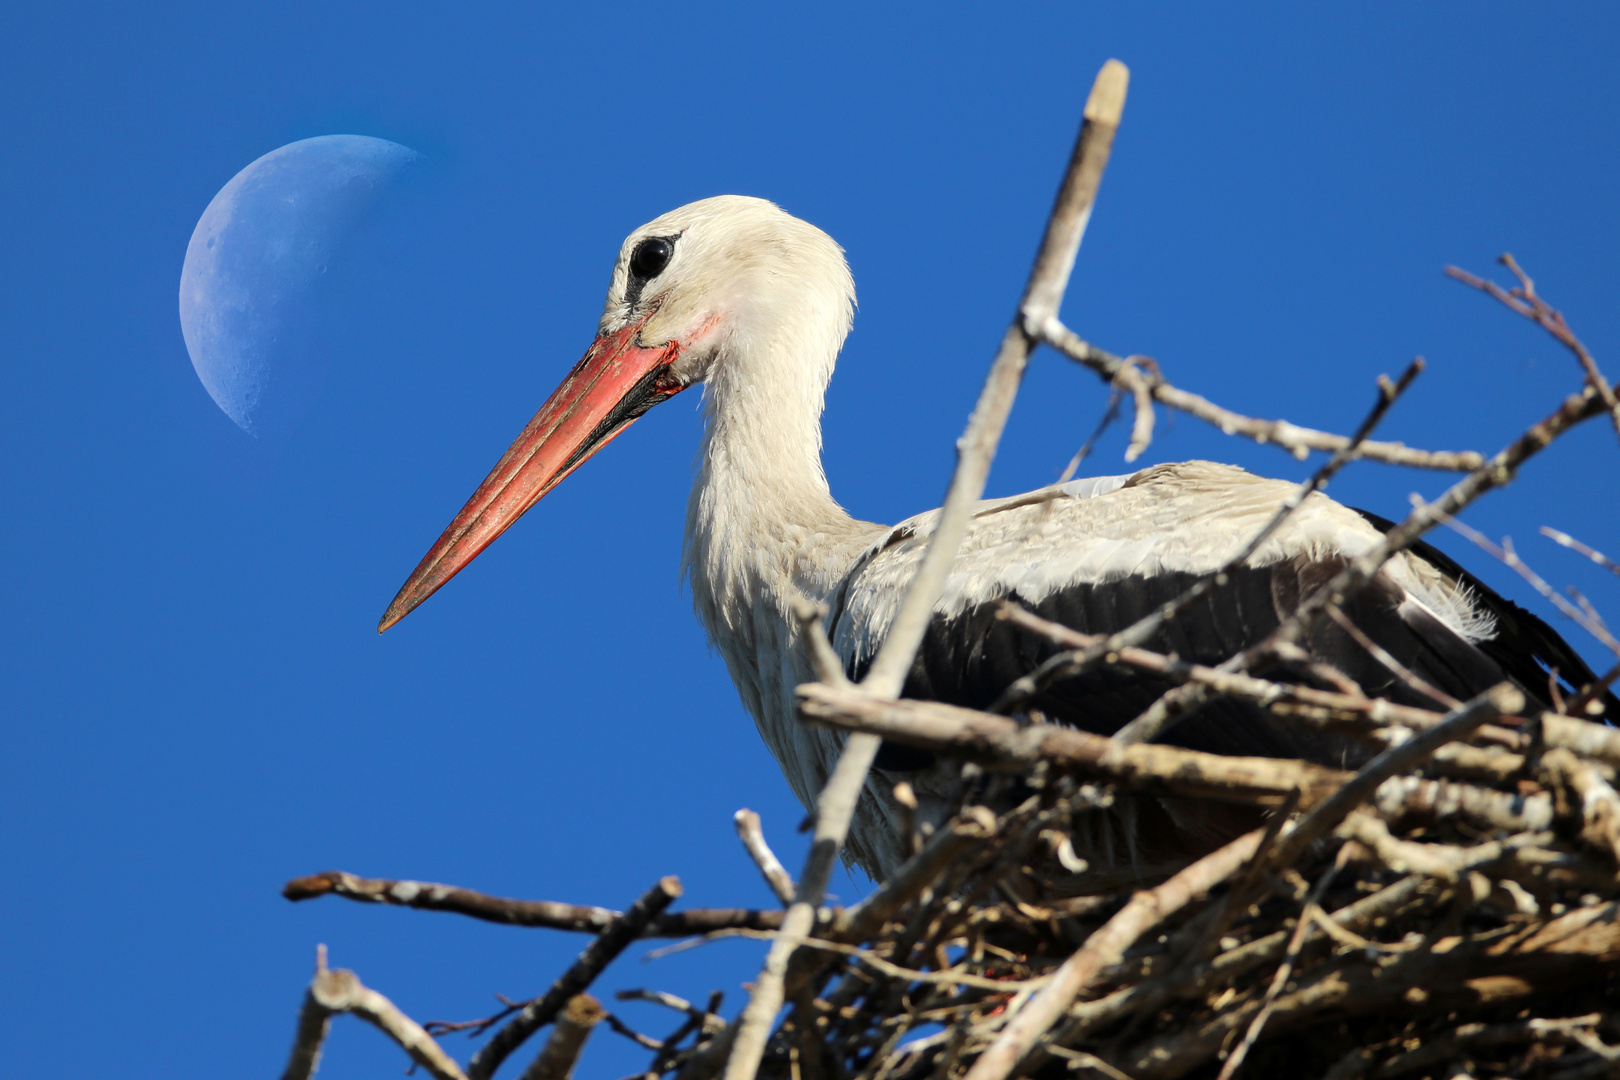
[273,60,1620,1080]
[279,666,1620,1080]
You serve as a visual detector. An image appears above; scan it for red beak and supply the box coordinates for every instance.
[379,318,687,632]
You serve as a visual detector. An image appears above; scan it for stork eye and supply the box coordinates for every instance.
[630,237,673,279]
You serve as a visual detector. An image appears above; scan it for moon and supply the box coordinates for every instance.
[179,135,422,439]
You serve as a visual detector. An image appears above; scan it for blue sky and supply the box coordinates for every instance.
[3,4,1618,1077]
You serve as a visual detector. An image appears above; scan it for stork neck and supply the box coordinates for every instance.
[683,345,864,622]
[694,379,843,543]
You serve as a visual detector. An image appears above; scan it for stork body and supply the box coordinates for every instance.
[382,196,1613,879]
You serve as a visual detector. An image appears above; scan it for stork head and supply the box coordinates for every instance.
[378,195,854,632]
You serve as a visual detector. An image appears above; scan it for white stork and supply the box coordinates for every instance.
[380,195,1613,878]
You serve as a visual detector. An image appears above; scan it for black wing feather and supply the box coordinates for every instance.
[1353,509,1620,718]
[843,517,1616,775]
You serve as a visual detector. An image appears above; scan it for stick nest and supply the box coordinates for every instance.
[282,698,1620,1080]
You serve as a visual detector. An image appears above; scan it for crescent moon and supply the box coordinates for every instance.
[179,135,421,438]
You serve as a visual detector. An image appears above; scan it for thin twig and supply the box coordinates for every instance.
[518,995,605,1080]
[997,601,1449,734]
[1115,357,1158,462]
[426,994,530,1039]
[792,598,852,688]
[601,1011,665,1051]
[283,871,784,937]
[1432,509,1620,658]
[468,877,682,1080]
[736,810,797,906]
[1215,848,1347,1080]
[702,928,1048,992]
[616,989,726,1033]
[281,945,470,1080]
[1447,255,1620,441]
[617,989,726,1077]
[1038,320,1480,470]
[1323,602,1459,709]
[1543,527,1620,579]
[1057,384,1126,483]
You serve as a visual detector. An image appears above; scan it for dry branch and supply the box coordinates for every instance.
[1447,255,1620,441]
[735,810,797,906]
[1036,318,1483,470]
[997,602,1450,733]
[1543,748,1620,867]
[799,681,1562,839]
[516,995,604,1080]
[283,870,784,937]
[281,946,469,1080]
[467,877,681,1080]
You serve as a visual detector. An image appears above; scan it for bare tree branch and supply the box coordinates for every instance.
[281,945,470,1080]
[996,601,1448,735]
[1037,320,1482,470]
[467,877,681,1080]
[800,680,1345,805]
[800,680,1552,835]
[735,810,797,906]
[281,946,335,1080]
[1447,255,1620,441]
[516,995,604,1080]
[1434,510,1620,659]
[283,871,782,937]
[1542,526,1620,579]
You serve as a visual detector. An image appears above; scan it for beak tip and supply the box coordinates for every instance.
[377,596,413,634]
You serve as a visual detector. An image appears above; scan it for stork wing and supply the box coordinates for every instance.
[826,461,1614,770]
